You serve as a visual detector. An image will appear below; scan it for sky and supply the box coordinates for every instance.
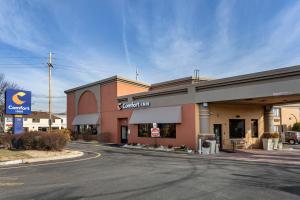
[1,0,300,113]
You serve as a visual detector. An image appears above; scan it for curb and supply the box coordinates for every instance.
[71,141,101,145]
[0,151,84,166]
[122,146,192,155]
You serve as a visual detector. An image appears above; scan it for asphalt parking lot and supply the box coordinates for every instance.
[0,143,299,200]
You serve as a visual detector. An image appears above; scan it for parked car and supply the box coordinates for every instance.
[282,131,300,144]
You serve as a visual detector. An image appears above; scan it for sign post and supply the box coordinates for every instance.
[13,115,23,134]
[151,123,160,147]
[5,89,31,134]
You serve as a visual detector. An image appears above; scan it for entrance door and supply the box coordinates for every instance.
[121,126,128,144]
[214,124,222,150]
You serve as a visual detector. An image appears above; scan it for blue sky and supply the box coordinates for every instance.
[1,0,300,112]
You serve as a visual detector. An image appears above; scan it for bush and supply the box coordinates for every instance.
[202,141,210,148]
[37,130,70,151]
[16,131,41,150]
[262,133,272,139]
[11,129,71,151]
[262,132,279,139]
[0,133,13,149]
[292,122,300,131]
[271,132,280,138]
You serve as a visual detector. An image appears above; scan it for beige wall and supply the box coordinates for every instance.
[210,103,264,149]
[274,106,300,131]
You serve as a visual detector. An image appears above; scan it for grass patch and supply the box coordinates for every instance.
[0,149,32,161]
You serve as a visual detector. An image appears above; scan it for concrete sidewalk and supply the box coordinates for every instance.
[213,148,300,165]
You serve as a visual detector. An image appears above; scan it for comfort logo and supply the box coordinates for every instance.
[12,92,26,105]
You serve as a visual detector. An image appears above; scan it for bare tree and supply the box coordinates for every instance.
[0,73,18,132]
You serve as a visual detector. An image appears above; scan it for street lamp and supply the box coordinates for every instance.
[289,113,298,123]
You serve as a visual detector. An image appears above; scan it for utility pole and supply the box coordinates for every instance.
[135,66,139,81]
[47,52,53,133]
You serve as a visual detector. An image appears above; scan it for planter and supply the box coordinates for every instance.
[198,138,202,154]
[207,140,216,154]
[262,138,273,151]
[202,147,210,155]
[278,142,283,150]
[215,144,220,154]
[273,138,279,150]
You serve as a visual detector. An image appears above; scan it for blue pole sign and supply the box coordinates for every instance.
[5,89,32,115]
[13,116,23,134]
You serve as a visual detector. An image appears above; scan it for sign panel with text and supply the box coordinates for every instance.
[5,89,32,115]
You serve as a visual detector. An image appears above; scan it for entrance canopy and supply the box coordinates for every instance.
[129,106,181,124]
[72,114,99,125]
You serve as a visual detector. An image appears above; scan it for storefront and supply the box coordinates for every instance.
[65,65,300,150]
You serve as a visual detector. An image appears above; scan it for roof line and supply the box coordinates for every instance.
[64,75,150,93]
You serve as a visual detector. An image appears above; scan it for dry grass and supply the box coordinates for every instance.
[0,149,80,162]
[0,150,32,161]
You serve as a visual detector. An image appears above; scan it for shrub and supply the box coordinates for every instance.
[0,133,13,149]
[292,122,300,131]
[37,131,70,151]
[202,141,210,148]
[16,131,40,150]
[13,129,71,151]
[271,132,280,138]
[262,132,279,139]
[262,133,272,139]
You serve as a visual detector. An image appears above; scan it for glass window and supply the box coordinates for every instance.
[251,119,258,138]
[229,119,245,138]
[32,118,40,123]
[23,118,27,121]
[273,108,280,117]
[38,127,48,132]
[138,123,176,138]
[138,124,151,137]
[77,125,97,135]
[158,124,176,138]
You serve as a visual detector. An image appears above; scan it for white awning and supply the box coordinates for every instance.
[72,114,99,125]
[129,106,182,124]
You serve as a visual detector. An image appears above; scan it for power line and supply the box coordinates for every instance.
[0,63,45,65]
[55,64,113,73]
[32,94,65,99]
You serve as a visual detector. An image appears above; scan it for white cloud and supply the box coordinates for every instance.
[0,0,48,54]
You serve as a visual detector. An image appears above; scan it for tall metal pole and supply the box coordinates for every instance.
[48,52,53,133]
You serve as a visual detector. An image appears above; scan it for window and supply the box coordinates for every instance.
[138,124,151,137]
[32,118,40,123]
[251,119,258,138]
[38,127,48,132]
[138,123,176,138]
[77,125,98,135]
[159,124,176,138]
[273,108,280,117]
[61,119,64,123]
[229,119,245,138]
[23,118,27,121]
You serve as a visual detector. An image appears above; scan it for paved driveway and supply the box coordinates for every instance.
[0,143,299,200]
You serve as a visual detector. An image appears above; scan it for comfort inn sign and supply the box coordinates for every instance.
[5,89,32,115]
